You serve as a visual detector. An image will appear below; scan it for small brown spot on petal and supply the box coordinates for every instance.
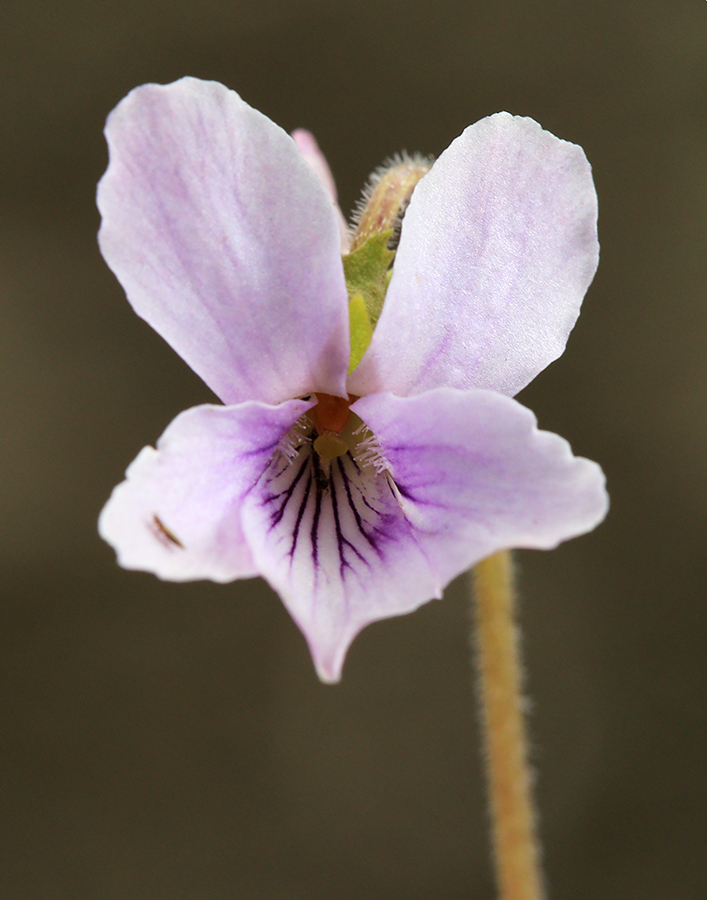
[150,515,184,549]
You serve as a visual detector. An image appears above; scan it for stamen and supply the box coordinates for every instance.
[354,428,389,474]
[278,418,311,461]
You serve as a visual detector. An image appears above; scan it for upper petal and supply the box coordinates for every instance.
[291,129,350,250]
[98,78,350,405]
[99,397,315,582]
[348,113,599,398]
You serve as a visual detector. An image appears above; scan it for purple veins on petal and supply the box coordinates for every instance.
[98,398,316,584]
[257,431,386,582]
[328,459,370,575]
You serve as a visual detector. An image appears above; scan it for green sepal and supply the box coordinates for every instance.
[342,230,395,329]
[347,293,373,374]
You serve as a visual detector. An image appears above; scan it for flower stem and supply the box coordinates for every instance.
[471,551,545,900]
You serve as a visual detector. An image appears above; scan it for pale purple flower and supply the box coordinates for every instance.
[98,77,608,682]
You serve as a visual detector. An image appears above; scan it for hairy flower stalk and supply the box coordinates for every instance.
[473,551,545,900]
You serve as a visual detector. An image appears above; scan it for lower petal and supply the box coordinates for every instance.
[241,387,607,682]
[241,438,439,682]
[99,398,314,582]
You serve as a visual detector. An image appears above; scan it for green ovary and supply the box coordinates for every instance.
[313,432,349,460]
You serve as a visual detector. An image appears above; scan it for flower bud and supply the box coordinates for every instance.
[350,154,432,252]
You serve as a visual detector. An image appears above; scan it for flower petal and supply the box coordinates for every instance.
[99,397,315,582]
[291,129,350,250]
[98,78,350,405]
[353,387,608,581]
[348,113,599,398]
[240,434,437,682]
[241,388,606,682]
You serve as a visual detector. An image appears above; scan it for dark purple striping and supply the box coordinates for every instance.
[329,459,368,577]
[394,481,414,501]
[289,468,312,560]
[336,456,378,549]
[309,464,323,567]
[265,453,310,527]
[262,440,392,578]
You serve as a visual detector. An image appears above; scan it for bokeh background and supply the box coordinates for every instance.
[2,1,706,897]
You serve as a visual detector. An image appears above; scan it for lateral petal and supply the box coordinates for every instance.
[98,78,349,405]
[348,113,599,398]
[353,388,608,582]
[99,398,315,582]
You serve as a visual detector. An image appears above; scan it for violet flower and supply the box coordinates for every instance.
[98,78,607,682]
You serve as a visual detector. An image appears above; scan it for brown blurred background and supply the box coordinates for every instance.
[1,1,706,897]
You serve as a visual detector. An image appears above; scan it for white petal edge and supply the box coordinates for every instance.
[348,113,599,398]
[98,78,350,405]
[99,397,315,582]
